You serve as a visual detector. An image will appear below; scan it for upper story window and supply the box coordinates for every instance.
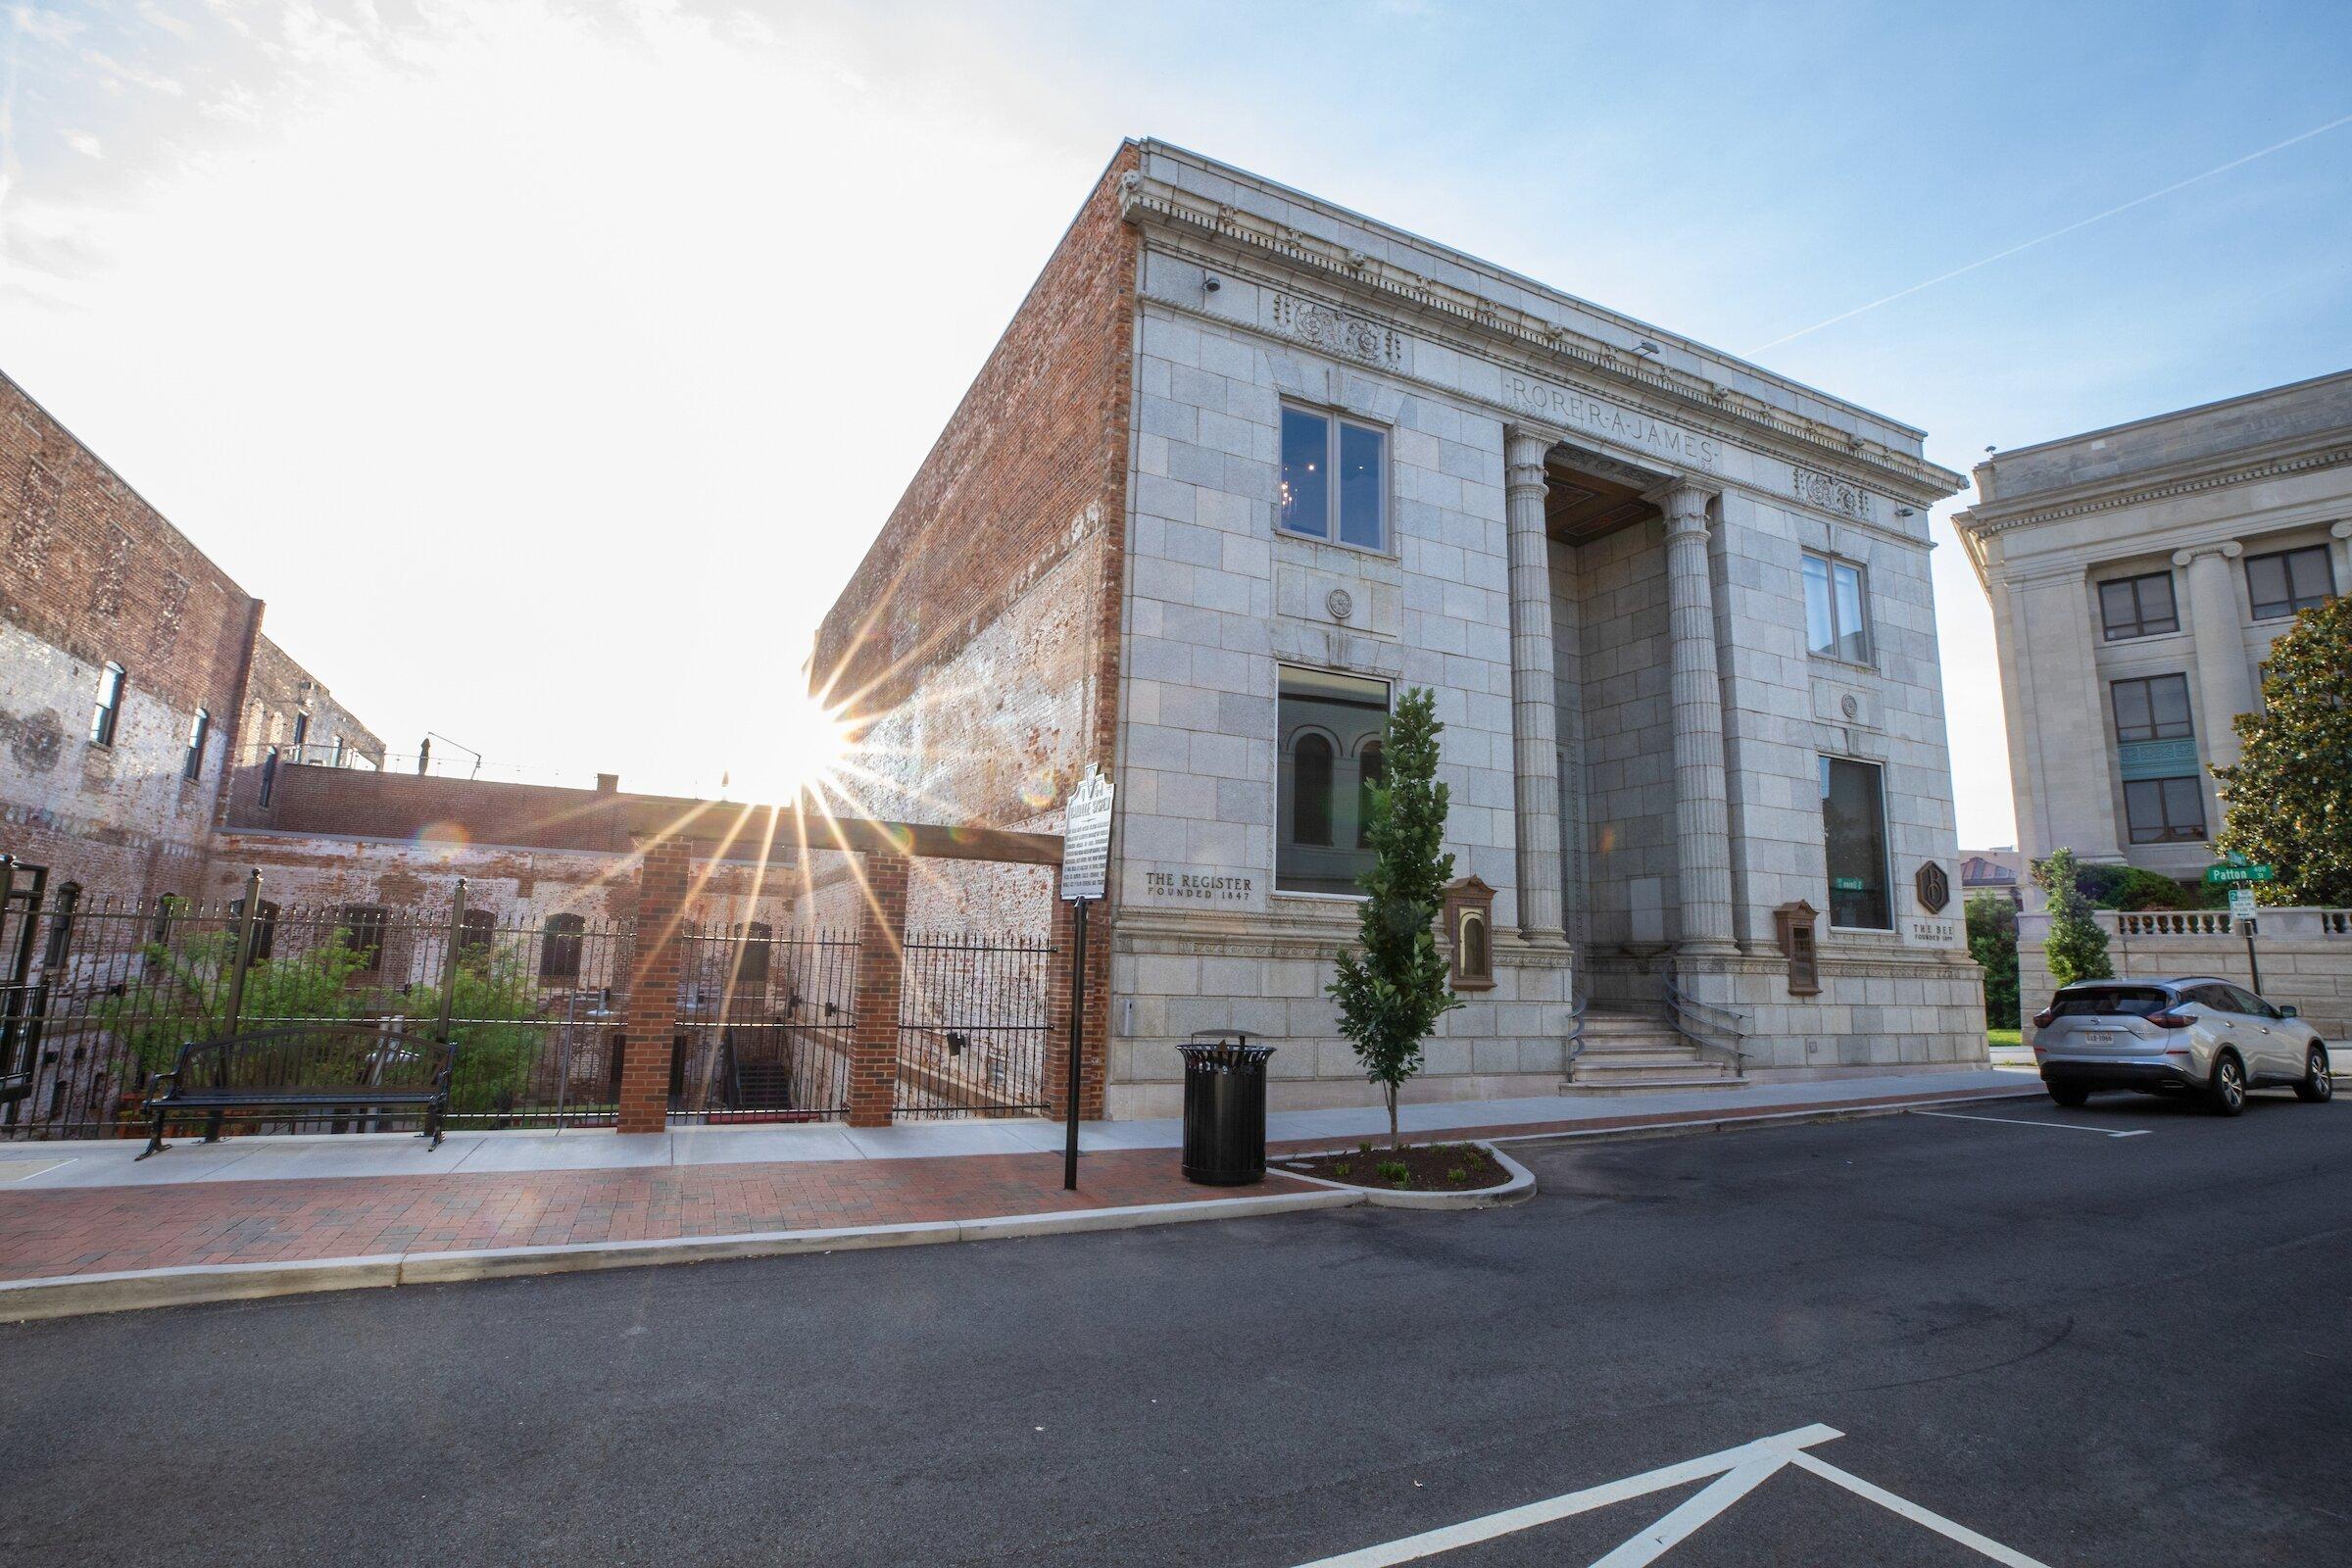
[183,709,210,781]
[1278,405,1386,551]
[90,662,125,747]
[2097,570,2179,640]
[1801,553,1870,663]
[2110,674,2194,744]
[2245,545,2334,620]
[1277,666,1391,895]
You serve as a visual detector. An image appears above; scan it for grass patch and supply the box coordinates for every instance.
[1987,1028,2022,1049]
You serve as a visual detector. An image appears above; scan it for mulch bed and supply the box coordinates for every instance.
[1275,1141,1506,1193]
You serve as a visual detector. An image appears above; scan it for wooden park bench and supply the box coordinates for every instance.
[139,1022,458,1158]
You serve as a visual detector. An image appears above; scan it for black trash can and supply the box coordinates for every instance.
[1177,1032,1274,1186]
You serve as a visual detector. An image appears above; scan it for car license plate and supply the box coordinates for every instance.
[2082,1031,2116,1047]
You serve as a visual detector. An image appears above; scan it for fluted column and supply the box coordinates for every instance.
[1660,482,1737,954]
[1503,423,1566,941]
[2173,543,2255,771]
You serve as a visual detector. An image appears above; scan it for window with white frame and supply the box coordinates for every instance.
[90,662,125,747]
[183,708,210,781]
[1278,405,1386,551]
[1801,553,1871,663]
[1277,666,1391,894]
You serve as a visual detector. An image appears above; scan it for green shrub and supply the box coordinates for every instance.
[2034,849,2113,989]
[1964,894,2019,1029]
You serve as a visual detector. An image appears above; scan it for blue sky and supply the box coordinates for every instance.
[3,0,2348,840]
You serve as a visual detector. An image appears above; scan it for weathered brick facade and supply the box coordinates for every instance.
[0,369,368,904]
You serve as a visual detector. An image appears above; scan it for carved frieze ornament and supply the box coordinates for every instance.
[1791,466,1874,521]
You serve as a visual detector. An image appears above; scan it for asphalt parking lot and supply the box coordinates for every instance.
[3,1087,2343,1566]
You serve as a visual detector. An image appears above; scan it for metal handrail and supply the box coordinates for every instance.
[1662,964,1747,1072]
[1561,990,1592,1078]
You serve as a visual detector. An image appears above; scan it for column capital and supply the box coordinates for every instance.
[1503,423,1561,498]
[1652,479,1716,537]
[2330,519,2351,540]
[2171,541,2243,565]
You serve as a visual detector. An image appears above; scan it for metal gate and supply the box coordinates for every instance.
[673,923,857,1122]
[893,930,1054,1118]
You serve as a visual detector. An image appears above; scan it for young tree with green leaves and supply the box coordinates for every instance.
[2214,594,2352,908]
[1328,686,1460,1150]
[2033,847,2113,990]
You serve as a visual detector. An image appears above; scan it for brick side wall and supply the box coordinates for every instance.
[0,370,263,902]
[810,144,1138,1112]
[237,763,640,852]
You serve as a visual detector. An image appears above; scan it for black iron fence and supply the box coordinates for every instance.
[894,930,1054,1118]
[674,923,858,1122]
[0,869,631,1140]
[0,855,1065,1140]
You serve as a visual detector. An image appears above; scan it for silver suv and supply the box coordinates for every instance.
[2033,976,2334,1115]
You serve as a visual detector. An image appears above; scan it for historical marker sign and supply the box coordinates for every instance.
[1060,763,1113,903]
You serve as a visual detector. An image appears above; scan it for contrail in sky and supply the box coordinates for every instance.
[1754,111,2352,353]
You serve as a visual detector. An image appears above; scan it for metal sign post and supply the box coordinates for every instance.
[2229,885,2263,995]
[1058,764,1113,1192]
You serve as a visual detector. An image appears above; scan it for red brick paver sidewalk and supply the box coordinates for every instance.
[0,1152,1310,1281]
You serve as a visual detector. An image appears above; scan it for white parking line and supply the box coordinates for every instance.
[1912,1109,2150,1139]
[1287,1423,2053,1568]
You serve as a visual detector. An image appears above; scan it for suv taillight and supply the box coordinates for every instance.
[2033,1006,2055,1028]
[2148,1010,2192,1029]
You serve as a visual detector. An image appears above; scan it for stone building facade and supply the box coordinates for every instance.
[0,368,377,904]
[1954,371,2352,886]
[820,141,1987,1117]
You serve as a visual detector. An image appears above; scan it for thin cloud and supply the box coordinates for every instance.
[1755,111,2352,352]
[65,128,98,157]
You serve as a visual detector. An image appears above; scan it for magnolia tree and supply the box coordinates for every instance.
[1328,686,1460,1150]
[2214,594,2352,907]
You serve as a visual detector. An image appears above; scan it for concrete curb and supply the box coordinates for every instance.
[1273,1141,1537,1209]
[0,1188,1363,1324]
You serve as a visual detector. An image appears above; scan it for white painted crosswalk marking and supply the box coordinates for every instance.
[1286,1423,2055,1568]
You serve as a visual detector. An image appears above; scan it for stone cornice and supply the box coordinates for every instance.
[1118,173,1964,504]
[1954,439,2352,540]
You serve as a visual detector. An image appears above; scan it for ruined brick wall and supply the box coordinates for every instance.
[0,370,263,902]
[218,638,387,824]
[231,762,638,850]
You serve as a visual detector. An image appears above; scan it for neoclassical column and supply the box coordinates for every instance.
[1502,423,1566,941]
[2173,542,2255,771]
[1659,482,1737,955]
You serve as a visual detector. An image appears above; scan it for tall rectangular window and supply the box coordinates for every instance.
[1278,406,1386,551]
[2125,777,2206,844]
[1820,757,1890,929]
[183,708,210,780]
[2097,571,2179,640]
[90,662,125,747]
[1801,553,1870,663]
[1277,667,1391,895]
[2245,545,2334,619]
[2110,674,2194,743]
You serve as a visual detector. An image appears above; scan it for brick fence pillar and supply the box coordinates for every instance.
[618,836,693,1136]
[1042,895,1108,1121]
[848,853,908,1128]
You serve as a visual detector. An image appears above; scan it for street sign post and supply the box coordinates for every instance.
[2228,885,2266,995]
[1058,765,1113,1192]
[2204,862,2275,887]
[2228,886,2257,922]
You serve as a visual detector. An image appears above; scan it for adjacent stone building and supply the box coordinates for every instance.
[819,140,1988,1116]
[1953,370,2352,883]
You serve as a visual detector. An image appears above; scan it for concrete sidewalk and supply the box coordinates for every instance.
[0,1067,2038,1190]
[0,1068,2041,1321]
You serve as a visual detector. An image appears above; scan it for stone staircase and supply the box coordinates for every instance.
[1563,1004,1746,1094]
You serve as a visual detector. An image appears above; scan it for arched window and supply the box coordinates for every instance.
[1355,739,1385,848]
[1458,908,1490,983]
[458,908,497,960]
[1292,732,1334,846]
[540,913,586,980]
[733,921,773,986]
[339,905,387,972]
[230,898,280,962]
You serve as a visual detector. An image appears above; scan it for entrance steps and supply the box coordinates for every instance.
[1563,1007,1745,1094]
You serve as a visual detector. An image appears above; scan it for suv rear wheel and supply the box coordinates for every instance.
[2295,1045,2333,1104]
[2208,1052,2246,1117]
[2047,1083,2089,1108]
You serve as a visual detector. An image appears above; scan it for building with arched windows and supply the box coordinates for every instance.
[817,141,1988,1116]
